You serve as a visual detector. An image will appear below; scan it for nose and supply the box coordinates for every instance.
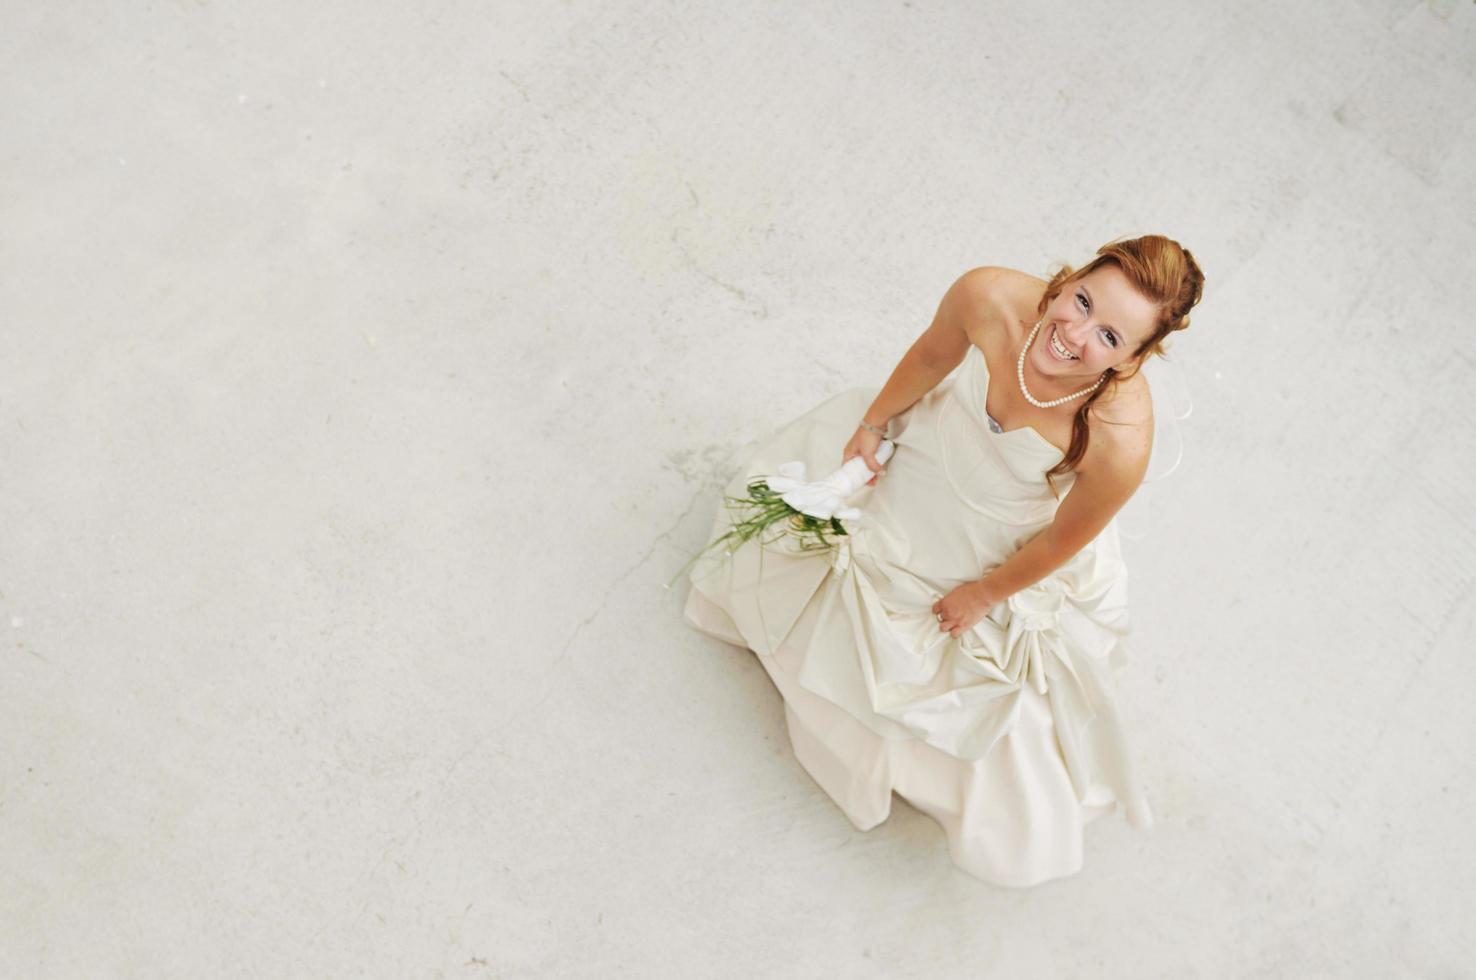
[1061,316,1093,349]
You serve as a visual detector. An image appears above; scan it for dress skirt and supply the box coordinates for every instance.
[686,586,1120,887]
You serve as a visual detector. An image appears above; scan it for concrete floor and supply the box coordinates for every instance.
[2,1,1473,976]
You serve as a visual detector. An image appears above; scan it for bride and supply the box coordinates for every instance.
[683,234,1206,887]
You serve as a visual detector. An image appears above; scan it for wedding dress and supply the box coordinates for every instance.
[681,342,1155,888]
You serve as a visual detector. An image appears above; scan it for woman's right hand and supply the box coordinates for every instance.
[843,426,887,486]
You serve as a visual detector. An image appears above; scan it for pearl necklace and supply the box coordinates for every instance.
[1016,317,1108,408]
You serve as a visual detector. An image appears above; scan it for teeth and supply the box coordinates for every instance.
[1050,327,1076,359]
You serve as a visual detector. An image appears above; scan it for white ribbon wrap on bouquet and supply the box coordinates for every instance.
[763,440,896,521]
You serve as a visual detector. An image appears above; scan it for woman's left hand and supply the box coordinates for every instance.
[932,581,1001,638]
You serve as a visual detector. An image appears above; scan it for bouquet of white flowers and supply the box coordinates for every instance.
[665,440,895,589]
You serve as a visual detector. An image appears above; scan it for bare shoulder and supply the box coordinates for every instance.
[954,265,1044,306]
[954,264,1036,293]
[956,266,1048,348]
[1094,368,1153,427]
[1081,370,1154,481]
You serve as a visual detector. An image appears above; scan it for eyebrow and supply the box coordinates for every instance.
[1079,285,1117,336]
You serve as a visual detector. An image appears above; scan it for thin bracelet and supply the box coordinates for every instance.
[858,420,888,437]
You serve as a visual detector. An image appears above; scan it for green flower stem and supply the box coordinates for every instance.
[662,478,851,590]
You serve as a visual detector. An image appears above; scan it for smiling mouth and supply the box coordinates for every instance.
[1048,326,1078,360]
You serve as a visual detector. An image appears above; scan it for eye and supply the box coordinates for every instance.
[1076,292,1089,312]
[1100,328,1119,349]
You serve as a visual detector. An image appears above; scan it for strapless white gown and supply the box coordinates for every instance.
[681,343,1153,887]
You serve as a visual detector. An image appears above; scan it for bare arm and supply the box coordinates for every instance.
[936,414,1151,634]
[978,400,1152,602]
[859,267,1007,429]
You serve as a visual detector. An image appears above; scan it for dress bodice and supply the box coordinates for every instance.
[932,344,1076,524]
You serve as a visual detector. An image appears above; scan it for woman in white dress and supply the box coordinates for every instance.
[682,234,1206,887]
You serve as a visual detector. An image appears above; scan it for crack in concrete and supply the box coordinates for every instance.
[480,473,728,754]
[497,69,530,102]
[669,229,769,318]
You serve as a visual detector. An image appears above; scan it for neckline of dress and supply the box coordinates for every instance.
[970,344,1068,459]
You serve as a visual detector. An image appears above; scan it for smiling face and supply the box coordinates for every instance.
[1029,263,1162,382]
